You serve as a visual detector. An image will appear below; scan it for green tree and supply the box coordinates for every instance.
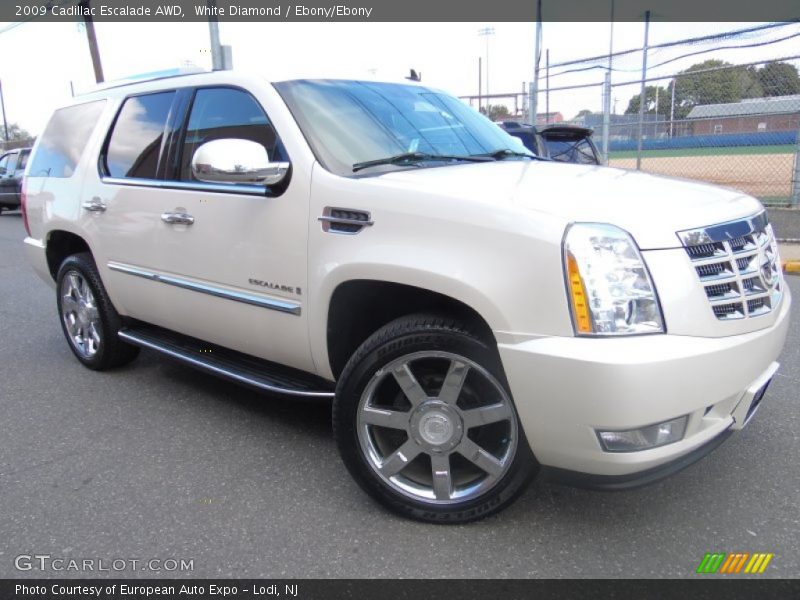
[670,60,763,118]
[756,61,800,97]
[484,104,510,121]
[624,85,671,116]
[2,122,31,142]
[574,109,593,119]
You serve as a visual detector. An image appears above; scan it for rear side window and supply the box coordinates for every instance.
[179,87,284,181]
[17,150,29,171]
[27,100,106,178]
[106,92,175,179]
[0,152,15,175]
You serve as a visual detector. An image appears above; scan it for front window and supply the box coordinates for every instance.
[275,79,529,176]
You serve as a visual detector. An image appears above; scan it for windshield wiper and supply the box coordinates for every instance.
[476,148,549,161]
[352,152,493,173]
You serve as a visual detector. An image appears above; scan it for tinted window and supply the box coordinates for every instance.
[106,92,174,179]
[27,100,106,178]
[0,153,12,175]
[17,150,29,170]
[180,87,284,181]
[544,138,597,164]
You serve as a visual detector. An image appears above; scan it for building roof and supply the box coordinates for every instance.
[687,95,800,119]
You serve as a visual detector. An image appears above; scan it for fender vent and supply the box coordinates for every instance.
[319,207,373,234]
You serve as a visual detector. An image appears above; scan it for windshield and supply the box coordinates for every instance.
[274,79,531,175]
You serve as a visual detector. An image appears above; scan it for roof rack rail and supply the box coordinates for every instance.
[80,66,209,94]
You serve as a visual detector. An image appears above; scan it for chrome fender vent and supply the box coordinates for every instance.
[319,207,373,234]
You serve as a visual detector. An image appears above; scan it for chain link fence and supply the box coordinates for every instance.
[476,22,800,207]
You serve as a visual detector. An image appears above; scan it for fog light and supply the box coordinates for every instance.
[597,416,688,453]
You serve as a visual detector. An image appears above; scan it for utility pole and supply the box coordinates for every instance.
[478,27,495,113]
[635,10,650,171]
[478,57,482,112]
[530,0,542,125]
[601,0,615,164]
[79,0,104,83]
[0,80,9,142]
[208,0,223,70]
[545,49,550,125]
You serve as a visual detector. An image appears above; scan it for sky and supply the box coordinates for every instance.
[0,19,798,136]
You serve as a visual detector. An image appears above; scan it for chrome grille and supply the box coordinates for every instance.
[678,212,782,321]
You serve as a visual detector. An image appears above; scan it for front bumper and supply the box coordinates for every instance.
[497,287,791,478]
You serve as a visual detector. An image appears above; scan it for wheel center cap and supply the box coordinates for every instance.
[410,401,463,451]
[419,411,453,445]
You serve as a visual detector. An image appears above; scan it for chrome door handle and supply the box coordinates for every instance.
[161,211,195,225]
[82,198,107,212]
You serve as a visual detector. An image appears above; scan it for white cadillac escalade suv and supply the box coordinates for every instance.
[22,71,791,522]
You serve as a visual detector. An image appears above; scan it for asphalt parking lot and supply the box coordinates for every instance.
[1,211,798,579]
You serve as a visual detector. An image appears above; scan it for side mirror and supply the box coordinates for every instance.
[191,138,289,186]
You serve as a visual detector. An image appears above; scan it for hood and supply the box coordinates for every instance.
[375,160,763,249]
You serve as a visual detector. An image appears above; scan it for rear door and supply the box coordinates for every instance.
[84,89,183,328]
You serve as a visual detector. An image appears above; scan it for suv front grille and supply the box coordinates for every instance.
[678,212,782,321]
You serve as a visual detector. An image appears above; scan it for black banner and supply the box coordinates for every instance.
[3,579,800,600]
[3,0,800,23]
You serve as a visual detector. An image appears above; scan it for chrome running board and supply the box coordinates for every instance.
[119,324,335,399]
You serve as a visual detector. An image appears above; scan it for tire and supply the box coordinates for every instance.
[56,252,139,370]
[333,313,538,523]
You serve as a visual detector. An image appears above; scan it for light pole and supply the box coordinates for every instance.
[478,27,495,114]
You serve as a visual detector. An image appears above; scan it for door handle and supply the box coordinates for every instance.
[161,211,195,225]
[81,197,107,212]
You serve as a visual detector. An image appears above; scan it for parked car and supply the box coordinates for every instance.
[0,147,31,212]
[499,122,600,165]
[23,72,790,522]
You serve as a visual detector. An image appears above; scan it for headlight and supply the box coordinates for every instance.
[563,223,664,336]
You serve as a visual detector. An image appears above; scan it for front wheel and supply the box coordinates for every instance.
[333,314,538,523]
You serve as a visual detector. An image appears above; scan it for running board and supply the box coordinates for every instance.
[118,324,335,399]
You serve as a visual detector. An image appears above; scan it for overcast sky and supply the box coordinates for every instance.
[1,20,798,135]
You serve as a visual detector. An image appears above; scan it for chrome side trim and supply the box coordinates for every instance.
[101,176,267,197]
[107,262,301,316]
[118,330,334,399]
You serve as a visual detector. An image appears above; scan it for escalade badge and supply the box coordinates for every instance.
[249,279,302,295]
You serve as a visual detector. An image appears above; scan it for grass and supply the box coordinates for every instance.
[609,144,796,160]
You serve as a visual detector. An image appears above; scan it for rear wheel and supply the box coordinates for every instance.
[56,252,139,370]
[333,314,538,523]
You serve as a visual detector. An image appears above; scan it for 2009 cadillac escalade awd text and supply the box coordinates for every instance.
[22,72,791,522]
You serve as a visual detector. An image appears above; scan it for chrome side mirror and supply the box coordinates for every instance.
[191,138,289,186]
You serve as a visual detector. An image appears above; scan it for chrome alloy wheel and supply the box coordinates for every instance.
[357,351,518,504]
[60,270,102,358]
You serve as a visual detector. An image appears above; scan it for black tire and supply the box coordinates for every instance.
[333,313,538,523]
[56,252,139,370]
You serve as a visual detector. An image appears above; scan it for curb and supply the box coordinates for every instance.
[784,261,800,275]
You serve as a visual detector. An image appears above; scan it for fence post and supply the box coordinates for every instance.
[792,126,800,208]
[602,71,611,165]
[635,11,650,171]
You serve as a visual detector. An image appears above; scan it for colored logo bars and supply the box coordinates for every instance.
[696,552,774,574]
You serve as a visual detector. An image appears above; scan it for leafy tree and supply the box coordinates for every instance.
[3,122,31,142]
[669,60,762,118]
[483,104,510,121]
[756,61,800,97]
[574,109,593,119]
[624,85,671,116]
